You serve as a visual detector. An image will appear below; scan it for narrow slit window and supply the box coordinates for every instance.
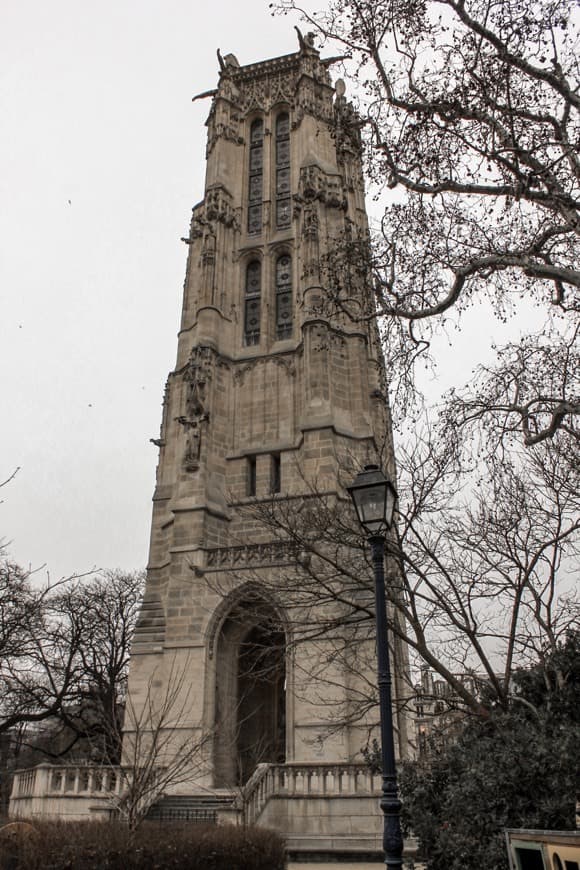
[271,453,281,494]
[275,255,292,340]
[247,456,257,497]
[275,113,290,229]
[244,260,261,346]
[248,119,264,234]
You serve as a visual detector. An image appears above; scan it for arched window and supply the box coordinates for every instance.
[275,113,290,229]
[244,260,261,345]
[275,255,292,340]
[248,119,264,234]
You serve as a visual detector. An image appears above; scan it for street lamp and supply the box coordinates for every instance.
[347,464,403,870]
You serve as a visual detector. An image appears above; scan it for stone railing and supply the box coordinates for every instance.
[238,762,381,826]
[10,761,381,829]
[10,763,125,820]
[9,763,165,821]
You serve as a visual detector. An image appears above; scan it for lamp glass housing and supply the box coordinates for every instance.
[347,464,397,534]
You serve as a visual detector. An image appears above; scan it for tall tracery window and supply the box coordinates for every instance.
[248,119,264,234]
[244,260,261,345]
[275,113,291,229]
[275,255,292,340]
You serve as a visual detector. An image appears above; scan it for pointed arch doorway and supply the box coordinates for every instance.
[213,592,286,787]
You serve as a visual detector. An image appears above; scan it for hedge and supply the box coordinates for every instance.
[0,820,286,869]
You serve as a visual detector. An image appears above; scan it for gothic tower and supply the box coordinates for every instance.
[125,33,410,855]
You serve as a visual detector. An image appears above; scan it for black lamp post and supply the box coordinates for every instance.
[347,464,403,870]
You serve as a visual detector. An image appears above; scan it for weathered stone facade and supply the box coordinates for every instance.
[124,34,411,854]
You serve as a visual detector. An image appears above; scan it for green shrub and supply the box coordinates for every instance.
[0,821,286,870]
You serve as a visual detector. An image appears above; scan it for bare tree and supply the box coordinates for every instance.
[0,564,80,737]
[441,324,579,448]
[275,0,579,444]
[393,428,579,709]
[225,432,578,729]
[45,570,144,764]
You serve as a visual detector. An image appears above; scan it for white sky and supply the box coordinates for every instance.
[0,0,542,583]
[0,0,296,581]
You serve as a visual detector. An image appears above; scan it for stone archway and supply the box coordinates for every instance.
[213,593,286,787]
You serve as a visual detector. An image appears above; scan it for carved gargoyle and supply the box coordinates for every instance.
[295,26,317,53]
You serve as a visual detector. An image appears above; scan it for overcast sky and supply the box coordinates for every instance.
[1,0,541,583]
[0,0,301,581]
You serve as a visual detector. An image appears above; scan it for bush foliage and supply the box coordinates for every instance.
[0,821,286,870]
[399,633,580,870]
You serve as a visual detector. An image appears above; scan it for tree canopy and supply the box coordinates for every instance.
[0,561,143,760]
[276,0,579,447]
[399,632,580,870]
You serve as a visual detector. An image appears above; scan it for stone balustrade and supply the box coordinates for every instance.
[10,763,127,820]
[10,760,382,839]
[239,762,381,826]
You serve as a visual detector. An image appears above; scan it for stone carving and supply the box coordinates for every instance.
[295,76,333,126]
[189,206,205,240]
[185,346,213,417]
[302,204,319,239]
[295,26,317,54]
[205,185,239,229]
[178,416,206,470]
[189,186,239,241]
[302,204,321,280]
[300,165,325,201]
[206,82,243,153]
[162,377,170,409]
[207,122,244,153]
[298,165,347,210]
[211,46,333,125]
[177,346,214,471]
[218,76,241,104]
[201,227,216,268]
[239,72,296,114]
[205,540,299,569]
[217,49,240,72]
[334,92,363,158]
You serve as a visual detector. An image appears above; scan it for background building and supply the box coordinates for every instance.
[412,666,479,760]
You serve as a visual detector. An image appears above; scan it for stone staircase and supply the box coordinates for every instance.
[131,593,166,652]
[145,793,235,824]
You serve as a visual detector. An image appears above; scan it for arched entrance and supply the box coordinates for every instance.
[213,593,286,787]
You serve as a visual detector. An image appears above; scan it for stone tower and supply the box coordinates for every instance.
[126,33,410,855]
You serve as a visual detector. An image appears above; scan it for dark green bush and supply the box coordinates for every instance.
[0,821,286,870]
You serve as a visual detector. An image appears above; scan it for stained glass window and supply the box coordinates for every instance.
[275,113,290,229]
[244,260,261,345]
[275,255,292,340]
[248,119,264,234]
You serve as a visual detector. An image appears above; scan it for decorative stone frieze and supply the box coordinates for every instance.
[205,540,299,570]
